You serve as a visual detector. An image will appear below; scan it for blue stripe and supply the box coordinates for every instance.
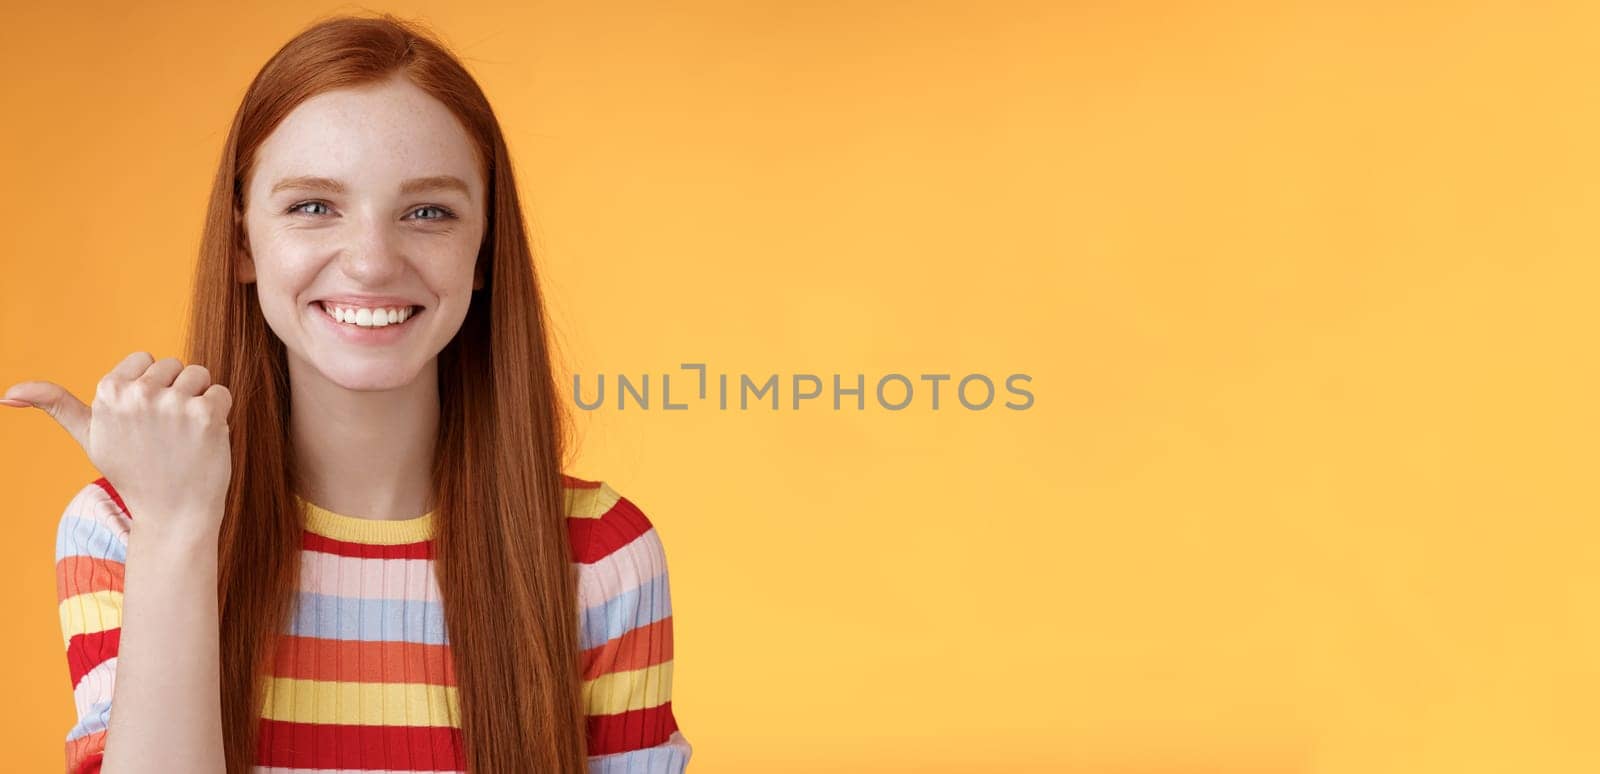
[580,571,672,650]
[287,591,449,645]
[56,516,127,563]
[65,700,111,741]
[588,742,691,774]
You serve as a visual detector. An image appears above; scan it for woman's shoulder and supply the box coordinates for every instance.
[561,474,671,567]
[563,475,678,653]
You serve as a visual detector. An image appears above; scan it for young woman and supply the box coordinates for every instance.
[3,13,690,774]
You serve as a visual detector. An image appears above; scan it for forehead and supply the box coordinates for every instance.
[250,75,482,199]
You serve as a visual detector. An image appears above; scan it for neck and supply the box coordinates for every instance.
[287,355,440,521]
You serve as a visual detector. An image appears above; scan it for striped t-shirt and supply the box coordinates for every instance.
[55,474,691,773]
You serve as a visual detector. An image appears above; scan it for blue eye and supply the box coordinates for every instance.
[287,200,331,216]
[410,205,456,221]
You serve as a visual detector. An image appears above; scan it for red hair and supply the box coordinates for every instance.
[187,12,583,772]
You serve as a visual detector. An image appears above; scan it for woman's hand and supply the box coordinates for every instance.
[3,351,234,539]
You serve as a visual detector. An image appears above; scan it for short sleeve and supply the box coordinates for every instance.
[55,478,133,774]
[571,482,692,773]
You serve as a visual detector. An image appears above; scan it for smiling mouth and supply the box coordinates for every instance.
[314,300,426,328]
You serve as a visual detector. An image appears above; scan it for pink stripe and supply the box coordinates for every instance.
[70,484,131,536]
[576,528,667,609]
[73,656,116,719]
[299,551,437,601]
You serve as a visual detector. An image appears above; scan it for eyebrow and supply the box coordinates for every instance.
[269,175,471,197]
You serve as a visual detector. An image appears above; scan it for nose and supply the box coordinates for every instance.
[337,212,406,285]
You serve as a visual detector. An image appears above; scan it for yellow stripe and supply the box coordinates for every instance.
[295,495,436,544]
[259,677,461,726]
[582,660,674,715]
[296,479,620,537]
[58,590,123,647]
[565,480,622,520]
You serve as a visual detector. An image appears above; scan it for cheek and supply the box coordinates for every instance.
[249,236,325,305]
[415,239,483,292]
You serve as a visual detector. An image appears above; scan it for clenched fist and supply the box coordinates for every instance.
[3,351,234,540]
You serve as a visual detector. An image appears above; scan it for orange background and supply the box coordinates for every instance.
[3,2,1596,772]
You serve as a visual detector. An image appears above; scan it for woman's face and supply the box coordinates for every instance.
[237,73,487,392]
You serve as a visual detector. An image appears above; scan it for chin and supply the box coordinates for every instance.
[316,362,423,392]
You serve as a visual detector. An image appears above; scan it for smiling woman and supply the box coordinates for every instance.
[236,70,488,394]
[14,10,692,774]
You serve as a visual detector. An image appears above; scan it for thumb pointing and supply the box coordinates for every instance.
[2,381,92,453]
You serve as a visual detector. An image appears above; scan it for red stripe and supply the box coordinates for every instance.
[567,496,655,564]
[66,628,121,687]
[66,729,107,774]
[302,531,434,559]
[271,634,457,686]
[586,701,680,756]
[91,477,130,518]
[57,555,125,600]
[256,719,466,770]
[581,616,673,678]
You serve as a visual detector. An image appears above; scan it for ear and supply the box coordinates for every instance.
[233,207,256,283]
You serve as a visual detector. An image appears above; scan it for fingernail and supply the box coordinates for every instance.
[0,399,30,408]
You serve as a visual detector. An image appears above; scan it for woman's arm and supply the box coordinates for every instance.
[576,483,693,773]
[56,480,226,774]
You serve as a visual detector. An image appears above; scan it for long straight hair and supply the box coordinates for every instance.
[184,13,583,772]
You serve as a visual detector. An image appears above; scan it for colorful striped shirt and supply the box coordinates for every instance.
[55,474,691,773]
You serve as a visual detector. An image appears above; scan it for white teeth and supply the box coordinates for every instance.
[321,302,416,328]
